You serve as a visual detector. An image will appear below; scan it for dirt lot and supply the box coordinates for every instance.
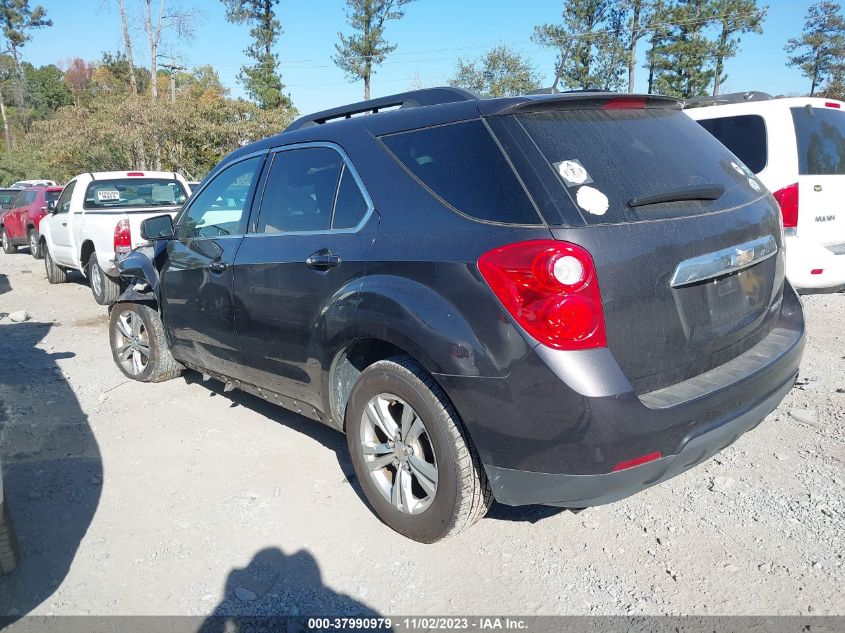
[0,249,842,618]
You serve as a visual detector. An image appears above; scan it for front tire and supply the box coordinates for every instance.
[346,356,492,543]
[109,303,181,382]
[1,228,16,254]
[44,246,67,284]
[28,228,42,259]
[88,255,121,305]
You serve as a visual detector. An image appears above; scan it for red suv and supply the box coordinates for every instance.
[0,186,63,258]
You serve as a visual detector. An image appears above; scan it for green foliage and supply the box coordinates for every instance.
[222,0,290,109]
[450,45,542,97]
[785,1,845,96]
[0,56,297,185]
[533,0,628,91]
[334,0,414,99]
[0,0,50,52]
[711,0,765,95]
[23,62,72,118]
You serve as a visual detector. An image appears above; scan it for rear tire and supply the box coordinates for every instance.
[44,247,67,284]
[88,255,121,305]
[109,302,181,382]
[28,228,42,259]
[346,356,492,543]
[0,497,20,575]
[1,228,16,254]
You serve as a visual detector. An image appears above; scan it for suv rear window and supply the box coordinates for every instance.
[380,120,541,225]
[516,107,765,225]
[697,114,767,174]
[83,178,188,210]
[791,105,845,175]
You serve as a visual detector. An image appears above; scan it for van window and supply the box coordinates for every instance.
[515,107,764,225]
[380,120,541,225]
[791,105,845,175]
[697,115,767,174]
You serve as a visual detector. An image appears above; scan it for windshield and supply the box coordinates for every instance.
[514,107,766,225]
[83,178,188,210]
[0,191,17,205]
[791,105,845,175]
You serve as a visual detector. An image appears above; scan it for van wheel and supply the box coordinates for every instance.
[0,495,20,575]
[44,247,67,284]
[1,228,16,254]
[346,356,492,543]
[28,228,42,259]
[89,255,121,305]
[109,302,181,382]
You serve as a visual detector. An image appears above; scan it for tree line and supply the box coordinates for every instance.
[0,0,844,185]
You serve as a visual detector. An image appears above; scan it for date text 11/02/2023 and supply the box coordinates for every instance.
[306,617,529,630]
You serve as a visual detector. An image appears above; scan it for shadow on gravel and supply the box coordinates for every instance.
[0,321,102,619]
[0,273,10,298]
[199,547,382,628]
[184,371,571,527]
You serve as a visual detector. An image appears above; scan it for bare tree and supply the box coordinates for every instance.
[117,0,138,95]
[0,83,10,154]
[142,0,197,100]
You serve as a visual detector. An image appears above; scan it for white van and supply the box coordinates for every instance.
[686,93,845,293]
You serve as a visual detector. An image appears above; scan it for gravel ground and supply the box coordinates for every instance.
[0,250,842,618]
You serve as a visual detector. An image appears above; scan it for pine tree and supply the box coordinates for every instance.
[644,0,672,94]
[711,0,765,95]
[652,0,718,98]
[785,1,845,97]
[534,0,627,90]
[333,0,414,100]
[0,0,51,133]
[222,0,290,109]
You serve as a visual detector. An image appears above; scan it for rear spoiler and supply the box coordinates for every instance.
[477,93,682,117]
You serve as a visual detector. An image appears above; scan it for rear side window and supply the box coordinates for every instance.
[697,115,767,174]
[380,120,541,225]
[332,168,369,229]
[516,108,765,225]
[257,147,343,233]
[791,105,845,175]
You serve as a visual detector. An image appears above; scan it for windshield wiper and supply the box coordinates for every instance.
[628,184,725,208]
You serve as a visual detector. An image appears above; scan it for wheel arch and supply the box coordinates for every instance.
[80,239,96,269]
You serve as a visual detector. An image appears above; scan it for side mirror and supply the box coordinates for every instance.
[47,200,58,213]
[140,214,175,241]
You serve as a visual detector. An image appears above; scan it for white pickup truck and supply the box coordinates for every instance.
[40,171,190,304]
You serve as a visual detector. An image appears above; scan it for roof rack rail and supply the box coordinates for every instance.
[683,91,773,108]
[284,87,478,132]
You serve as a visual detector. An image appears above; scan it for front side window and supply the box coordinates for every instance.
[791,105,845,175]
[380,120,541,225]
[178,156,262,239]
[256,147,343,233]
[697,115,767,174]
[56,181,76,214]
[84,178,188,210]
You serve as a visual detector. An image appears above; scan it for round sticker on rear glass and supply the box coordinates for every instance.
[554,159,593,187]
[576,185,609,216]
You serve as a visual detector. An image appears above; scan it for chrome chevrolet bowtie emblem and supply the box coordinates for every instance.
[733,247,755,267]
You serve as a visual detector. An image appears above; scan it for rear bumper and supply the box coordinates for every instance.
[786,236,845,292]
[435,284,805,507]
[486,375,794,507]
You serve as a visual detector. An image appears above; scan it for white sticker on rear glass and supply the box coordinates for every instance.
[576,186,609,216]
[730,161,745,176]
[748,178,761,192]
[96,190,120,202]
[554,159,593,187]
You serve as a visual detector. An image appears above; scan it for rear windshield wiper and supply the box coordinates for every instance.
[628,184,725,208]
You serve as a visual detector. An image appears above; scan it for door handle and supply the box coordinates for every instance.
[208,260,228,273]
[306,250,342,271]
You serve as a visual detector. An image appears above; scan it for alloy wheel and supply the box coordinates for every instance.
[29,231,37,253]
[113,309,150,376]
[90,260,103,297]
[360,394,438,515]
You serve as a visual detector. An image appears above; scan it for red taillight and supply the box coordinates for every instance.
[825,101,841,109]
[811,268,824,275]
[603,97,647,110]
[114,218,132,257]
[772,183,799,229]
[477,240,607,350]
[612,451,662,472]
[126,171,145,177]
